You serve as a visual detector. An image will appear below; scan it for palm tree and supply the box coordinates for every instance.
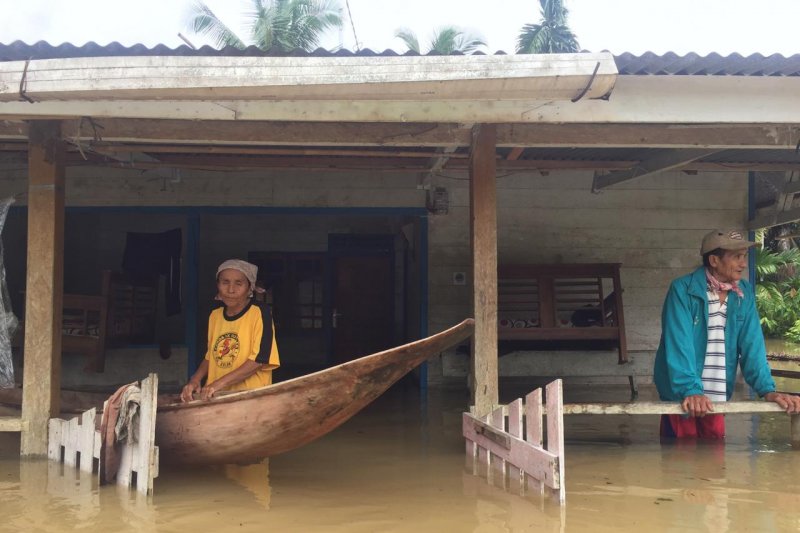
[517,0,579,54]
[187,0,343,52]
[394,26,486,54]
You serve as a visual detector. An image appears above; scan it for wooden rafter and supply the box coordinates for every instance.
[592,149,719,191]
[95,144,460,159]
[84,155,432,171]
[506,147,525,160]
[749,172,800,229]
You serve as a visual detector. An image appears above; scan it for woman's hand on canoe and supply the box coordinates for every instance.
[199,384,219,401]
[180,380,202,402]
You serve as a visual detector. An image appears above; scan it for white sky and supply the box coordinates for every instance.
[0,0,798,56]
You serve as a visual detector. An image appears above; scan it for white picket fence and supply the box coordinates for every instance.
[47,373,159,495]
[463,379,565,504]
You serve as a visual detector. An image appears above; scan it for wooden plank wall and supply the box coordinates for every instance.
[0,159,748,384]
[429,169,749,373]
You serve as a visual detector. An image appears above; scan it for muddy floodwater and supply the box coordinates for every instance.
[2,382,800,532]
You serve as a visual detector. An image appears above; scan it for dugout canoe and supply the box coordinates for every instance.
[154,318,474,465]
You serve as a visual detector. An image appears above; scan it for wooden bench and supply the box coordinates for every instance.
[497,263,628,364]
[15,270,158,372]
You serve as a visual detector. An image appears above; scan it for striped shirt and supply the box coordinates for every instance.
[702,290,728,402]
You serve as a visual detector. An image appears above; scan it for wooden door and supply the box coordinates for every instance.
[332,255,393,362]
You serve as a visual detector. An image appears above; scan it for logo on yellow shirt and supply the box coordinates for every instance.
[213,332,240,368]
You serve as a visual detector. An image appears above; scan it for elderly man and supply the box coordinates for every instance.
[653,229,800,438]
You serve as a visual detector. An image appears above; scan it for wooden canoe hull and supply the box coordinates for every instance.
[155,319,474,465]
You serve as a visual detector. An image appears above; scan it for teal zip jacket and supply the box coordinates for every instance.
[653,266,776,401]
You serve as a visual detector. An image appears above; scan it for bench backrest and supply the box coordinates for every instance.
[498,263,622,329]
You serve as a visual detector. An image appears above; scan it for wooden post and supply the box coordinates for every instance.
[21,120,65,457]
[469,123,498,416]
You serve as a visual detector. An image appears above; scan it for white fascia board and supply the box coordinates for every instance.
[545,75,800,124]
[3,62,798,125]
[0,53,616,103]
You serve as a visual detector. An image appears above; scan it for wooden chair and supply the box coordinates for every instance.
[15,270,158,372]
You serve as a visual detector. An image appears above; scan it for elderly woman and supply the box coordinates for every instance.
[653,229,800,438]
[180,259,280,402]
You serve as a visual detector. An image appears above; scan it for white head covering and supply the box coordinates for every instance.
[216,259,264,294]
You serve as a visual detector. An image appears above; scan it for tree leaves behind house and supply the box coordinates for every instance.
[187,0,343,52]
[517,0,579,54]
[394,26,486,54]
[754,246,800,341]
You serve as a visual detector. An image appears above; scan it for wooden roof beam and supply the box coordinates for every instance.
[89,154,432,171]
[4,120,800,151]
[496,123,800,150]
[93,144,454,160]
[0,119,473,147]
[591,149,719,191]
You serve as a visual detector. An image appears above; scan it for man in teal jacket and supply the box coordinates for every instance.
[653,229,800,438]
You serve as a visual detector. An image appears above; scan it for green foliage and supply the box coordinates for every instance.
[394,26,486,54]
[787,320,800,343]
[755,246,800,339]
[187,0,343,52]
[517,0,579,54]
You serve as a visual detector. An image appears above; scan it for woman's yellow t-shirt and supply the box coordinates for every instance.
[204,303,280,391]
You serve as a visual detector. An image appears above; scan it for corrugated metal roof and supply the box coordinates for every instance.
[0,40,487,61]
[614,51,800,76]
[2,41,800,76]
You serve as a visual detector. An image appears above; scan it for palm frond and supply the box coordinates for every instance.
[429,26,460,54]
[516,23,543,54]
[756,246,800,279]
[248,0,277,50]
[394,28,420,53]
[518,0,579,54]
[186,0,247,49]
[541,0,569,25]
[192,0,343,53]
[453,30,486,54]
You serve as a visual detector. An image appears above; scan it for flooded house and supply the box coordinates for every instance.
[0,43,799,530]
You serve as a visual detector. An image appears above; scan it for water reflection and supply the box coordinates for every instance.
[0,458,156,532]
[765,338,800,356]
[222,460,271,509]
